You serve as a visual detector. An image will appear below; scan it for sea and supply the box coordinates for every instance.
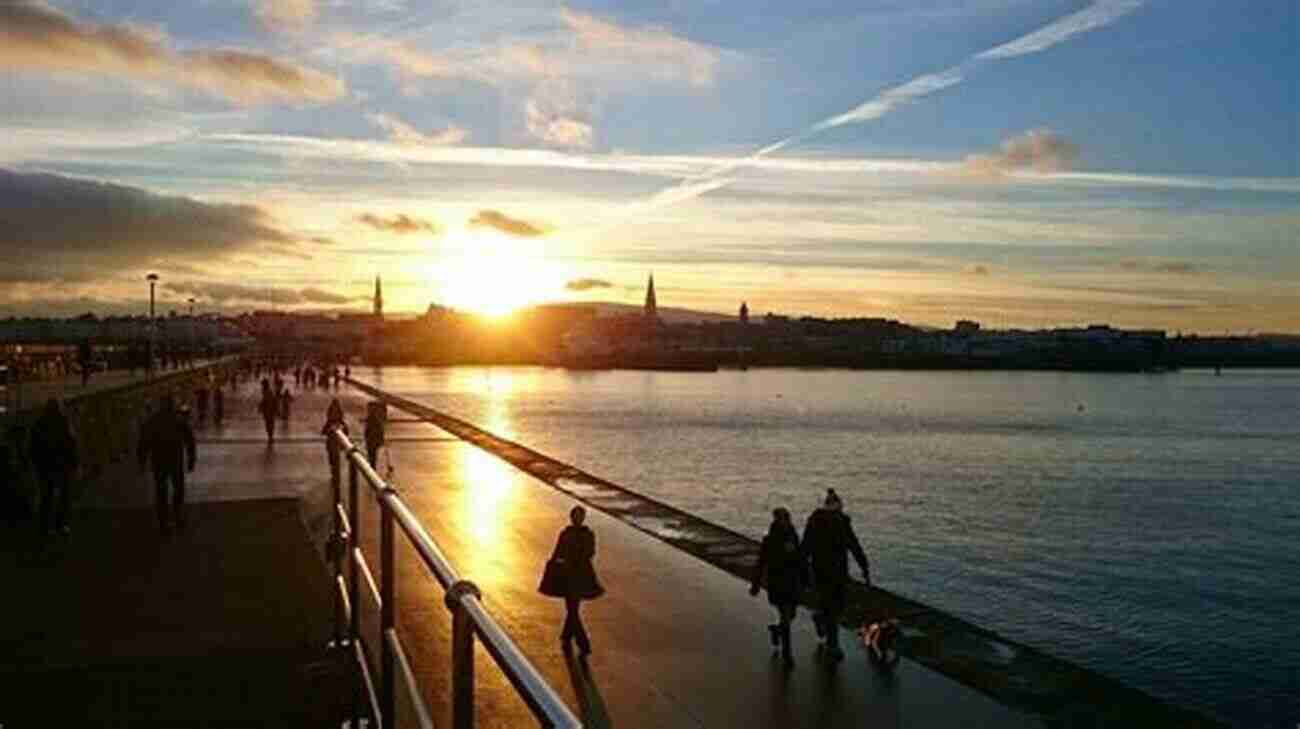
[364,365,1299,728]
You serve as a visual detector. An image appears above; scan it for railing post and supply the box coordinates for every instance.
[446,581,481,729]
[380,493,397,728]
[348,455,363,729]
[452,606,474,729]
[330,436,344,647]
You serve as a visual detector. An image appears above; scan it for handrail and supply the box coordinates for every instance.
[328,426,582,729]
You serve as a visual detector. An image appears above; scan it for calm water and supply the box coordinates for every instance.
[365,366,1299,727]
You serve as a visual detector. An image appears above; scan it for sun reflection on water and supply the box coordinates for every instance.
[460,444,514,545]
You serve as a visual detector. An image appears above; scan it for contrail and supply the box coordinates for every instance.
[630,0,1145,215]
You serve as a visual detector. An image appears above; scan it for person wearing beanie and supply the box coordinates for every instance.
[802,488,871,661]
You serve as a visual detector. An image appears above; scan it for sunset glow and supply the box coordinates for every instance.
[0,1,1295,331]
[435,228,567,317]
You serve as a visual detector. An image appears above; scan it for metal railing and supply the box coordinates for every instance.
[327,427,582,729]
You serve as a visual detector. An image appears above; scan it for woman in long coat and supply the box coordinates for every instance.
[749,507,807,667]
[548,506,604,656]
[320,399,348,484]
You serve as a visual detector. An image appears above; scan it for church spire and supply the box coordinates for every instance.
[374,275,384,319]
[644,272,657,319]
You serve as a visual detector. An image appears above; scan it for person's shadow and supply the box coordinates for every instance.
[562,646,613,729]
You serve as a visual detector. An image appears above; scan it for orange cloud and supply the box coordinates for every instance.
[356,212,439,235]
[959,129,1079,178]
[368,113,467,146]
[254,0,317,32]
[469,210,546,237]
[0,1,344,104]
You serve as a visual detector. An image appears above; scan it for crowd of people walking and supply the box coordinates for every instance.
[12,355,881,679]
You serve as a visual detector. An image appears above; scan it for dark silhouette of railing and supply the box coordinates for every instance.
[327,426,581,729]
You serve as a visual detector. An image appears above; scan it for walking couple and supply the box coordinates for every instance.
[749,488,871,667]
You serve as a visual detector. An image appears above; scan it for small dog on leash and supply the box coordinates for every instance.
[860,618,901,668]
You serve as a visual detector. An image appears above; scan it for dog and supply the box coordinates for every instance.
[860,618,901,668]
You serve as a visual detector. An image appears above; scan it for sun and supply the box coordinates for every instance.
[435,228,564,317]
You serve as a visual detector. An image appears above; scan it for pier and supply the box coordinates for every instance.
[0,362,1222,727]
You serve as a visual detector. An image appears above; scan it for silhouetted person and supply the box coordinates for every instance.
[212,385,224,424]
[29,398,77,538]
[195,385,209,423]
[77,341,92,387]
[802,488,870,662]
[321,399,349,485]
[1,440,31,526]
[750,507,808,667]
[137,394,196,534]
[364,402,386,467]
[549,506,604,656]
[278,385,293,422]
[258,379,277,444]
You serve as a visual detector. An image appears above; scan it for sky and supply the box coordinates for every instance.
[1,0,1297,332]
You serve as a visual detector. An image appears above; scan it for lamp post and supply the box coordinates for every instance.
[188,297,196,367]
[147,273,159,379]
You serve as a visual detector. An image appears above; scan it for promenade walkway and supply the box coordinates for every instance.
[0,373,348,728]
[328,377,1041,729]
[1,368,1040,728]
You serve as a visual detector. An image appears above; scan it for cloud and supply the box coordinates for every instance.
[637,1,1144,212]
[525,96,593,149]
[162,281,359,306]
[333,9,721,89]
[565,278,614,292]
[255,0,317,32]
[368,113,467,146]
[0,168,295,284]
[0,1,344,105]
[817,68,967,130]
[976,0,1145,60]
[1156,261,1198,274]
[469,209,546,237]
[958,129,1080,178]
[329,31,462,80]
[1117,259,1201,275]
[558,9,720,88]
[356,212,439,234]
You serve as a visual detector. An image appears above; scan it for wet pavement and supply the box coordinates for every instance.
[2,369,1041,728]
[0,372,347,728]
[321,377,1043,729]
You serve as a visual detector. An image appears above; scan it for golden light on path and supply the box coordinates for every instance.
[436,227,567,317]
[448,367,527,583]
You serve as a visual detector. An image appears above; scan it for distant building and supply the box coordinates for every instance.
[644,273,657,320]
[373,276,384,320]
[562,274,663,356]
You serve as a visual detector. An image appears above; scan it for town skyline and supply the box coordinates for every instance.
[1,1,1297,333]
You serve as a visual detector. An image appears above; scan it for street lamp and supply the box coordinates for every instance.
[147,273,159,378]
[188,297,197,367]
